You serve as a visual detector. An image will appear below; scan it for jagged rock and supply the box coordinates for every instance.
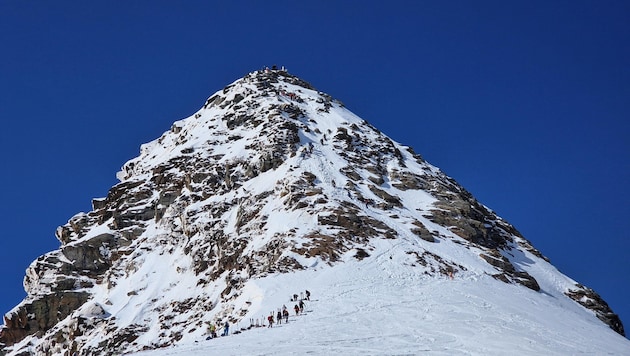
[410,220,435,242]
[294,232,343,262]
[481,251,540,291]
[24,252,76,295]
[317,205,397,241]
[353,248,370,260]
[566,286,625,336]
[340,166,361,181]
[0,292,89,347]
[406,250,466,277]
[61,233,117,272]
[368,185,402,208]
[428,198,510,250]
[390,170,426,190]
[512,271,541,291]
[368,175,385,185]
[480,251,515,272]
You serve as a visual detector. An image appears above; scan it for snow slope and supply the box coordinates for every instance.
[132,244,630,355]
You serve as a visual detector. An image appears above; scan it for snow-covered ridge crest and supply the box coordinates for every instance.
[1,69,626,355]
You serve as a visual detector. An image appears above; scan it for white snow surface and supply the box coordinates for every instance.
[131,248,630,355]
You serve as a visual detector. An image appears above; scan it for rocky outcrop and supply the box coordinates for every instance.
[1,292,89,347]
[566,285,625,336]
[410,220,435,242]
[479,250,540,291]
[61,233,118,272]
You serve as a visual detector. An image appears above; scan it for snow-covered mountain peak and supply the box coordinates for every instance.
[1,70,627,355]
[117,70,350,181]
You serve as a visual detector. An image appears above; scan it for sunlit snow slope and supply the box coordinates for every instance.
[133,249,630,355]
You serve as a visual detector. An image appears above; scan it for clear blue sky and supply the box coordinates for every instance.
[1,1,628,337]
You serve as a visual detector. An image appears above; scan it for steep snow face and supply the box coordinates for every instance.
[1,70,626,355]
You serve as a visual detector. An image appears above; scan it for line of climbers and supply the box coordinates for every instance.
[267,290,310,328]
[205,290,311,340]
[257,65,305,103]
[205,320,229,340]
[279,89,301,102]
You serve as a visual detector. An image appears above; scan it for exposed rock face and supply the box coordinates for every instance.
[1,69,624,355]
[1,292,89,347]
[566,285,625,336]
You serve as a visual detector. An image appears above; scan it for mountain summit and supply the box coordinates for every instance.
[1,69,626,355]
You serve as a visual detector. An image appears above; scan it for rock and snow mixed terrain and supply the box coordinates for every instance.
[131,257,630,356]
[1,69,628,355]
